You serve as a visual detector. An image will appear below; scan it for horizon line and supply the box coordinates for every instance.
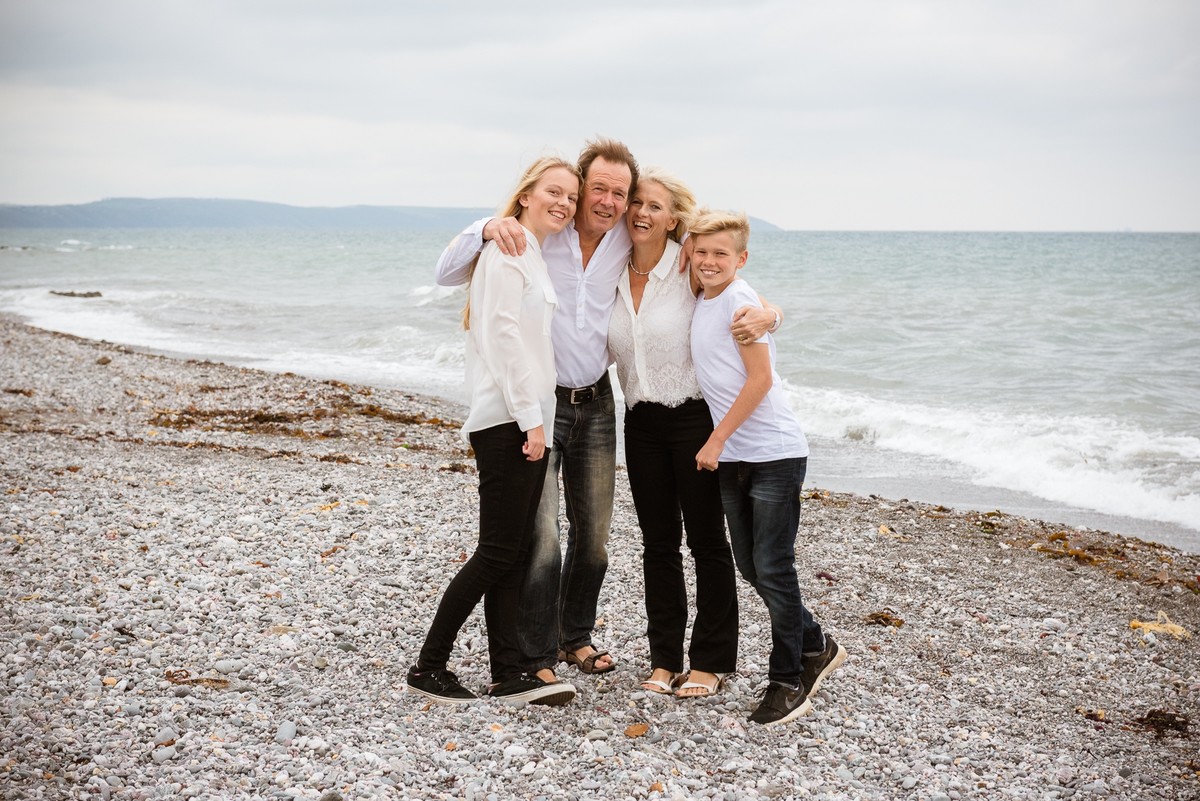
[0,196,1195,235]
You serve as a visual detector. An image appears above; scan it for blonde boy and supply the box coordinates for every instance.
[688,210,846,726]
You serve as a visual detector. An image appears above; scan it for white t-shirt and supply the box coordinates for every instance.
[608,239,704,409]
[691,278,808,462]
[460,230,558,443]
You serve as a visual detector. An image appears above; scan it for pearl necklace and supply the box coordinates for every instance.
[627,257,654,276]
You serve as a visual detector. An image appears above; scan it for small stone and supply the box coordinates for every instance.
[275,720,297,744]
[150,746,176,763]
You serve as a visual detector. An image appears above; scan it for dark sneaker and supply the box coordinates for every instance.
[800,634,847,697]
[748,681,812,726]
[488,673,577,706]
[406,666,477,705]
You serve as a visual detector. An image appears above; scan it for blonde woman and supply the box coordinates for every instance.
[408,157,582,705]
[608,168,740,699]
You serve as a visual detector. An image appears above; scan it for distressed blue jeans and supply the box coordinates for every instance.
[518,374,616,670]
[718,456,824,686]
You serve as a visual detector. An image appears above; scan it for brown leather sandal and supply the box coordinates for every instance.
[557,647,616,674]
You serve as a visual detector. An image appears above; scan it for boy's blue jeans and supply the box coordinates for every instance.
[718,456,824,687]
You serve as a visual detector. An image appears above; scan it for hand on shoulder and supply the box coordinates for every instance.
[484,217,528,257]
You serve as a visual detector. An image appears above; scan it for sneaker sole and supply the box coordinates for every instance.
[492,684,577,706]
[760,697,814,726]
[406,685,477,705]
[808,644,848,696]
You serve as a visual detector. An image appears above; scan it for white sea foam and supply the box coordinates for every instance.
[788,383,1200,532]
[410,283,462,306]
[0,287,232,358]
[253,346,465,400]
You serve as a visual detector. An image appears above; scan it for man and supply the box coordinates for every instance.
[435,137,780,681]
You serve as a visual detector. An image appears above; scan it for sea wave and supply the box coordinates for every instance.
[788,383,1200,531]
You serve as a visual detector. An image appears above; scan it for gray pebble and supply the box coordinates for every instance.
[150,746,176,763]
[275,720,297,744]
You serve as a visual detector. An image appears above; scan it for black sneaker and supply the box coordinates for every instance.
[488,673,577,706]
[748,681,812,726]
[800,634,847,697]
[406,666,477,705]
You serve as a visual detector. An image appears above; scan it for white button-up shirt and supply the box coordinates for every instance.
[608,239,704,409]
[435,217,631,388]
[460,230,558,443]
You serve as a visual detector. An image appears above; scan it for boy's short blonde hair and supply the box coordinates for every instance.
[689,208,750,252]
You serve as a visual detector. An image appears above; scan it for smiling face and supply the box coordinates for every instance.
[625,180,678,249]
[692,230,748,298]
[518,166,580,243]
[576,157,632,240]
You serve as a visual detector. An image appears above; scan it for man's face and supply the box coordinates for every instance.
[577,157,632,239]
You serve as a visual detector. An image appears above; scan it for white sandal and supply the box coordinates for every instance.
[675,671,730,699]
[641,671,681,695]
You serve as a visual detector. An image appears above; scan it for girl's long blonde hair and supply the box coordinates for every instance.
[462,156,581,329]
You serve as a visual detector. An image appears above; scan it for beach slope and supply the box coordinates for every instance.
[2,316,1197,799]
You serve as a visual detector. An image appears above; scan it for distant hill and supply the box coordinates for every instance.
[0,197,782,231]
[0,198,495,230]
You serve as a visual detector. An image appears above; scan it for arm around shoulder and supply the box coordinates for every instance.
[434,217,493,287]
[730,297,783,341]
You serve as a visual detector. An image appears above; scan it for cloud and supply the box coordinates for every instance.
[1,0,1197,229]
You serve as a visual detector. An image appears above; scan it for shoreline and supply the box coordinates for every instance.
[2,315,1199,799]
[9,304,1194,555]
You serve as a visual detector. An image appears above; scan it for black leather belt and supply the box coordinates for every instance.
[556,373,610,405]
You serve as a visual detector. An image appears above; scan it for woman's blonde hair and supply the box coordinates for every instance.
[636,167,697,242]
[463,156,581,329]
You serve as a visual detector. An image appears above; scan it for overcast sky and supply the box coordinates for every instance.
[1,1,1197,231]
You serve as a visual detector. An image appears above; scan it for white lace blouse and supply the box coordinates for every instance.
[608,239,705,409]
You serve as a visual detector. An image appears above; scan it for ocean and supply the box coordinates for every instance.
[2,227,1198,552]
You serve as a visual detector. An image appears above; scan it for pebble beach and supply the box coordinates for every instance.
[2,314,1198,801]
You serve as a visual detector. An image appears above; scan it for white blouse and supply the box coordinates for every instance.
[608,239,705,409]
[461,229,558,442]
[435,215,631,388]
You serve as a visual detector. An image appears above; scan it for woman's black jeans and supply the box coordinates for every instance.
[625,397,738,674]
[417,422,548,682]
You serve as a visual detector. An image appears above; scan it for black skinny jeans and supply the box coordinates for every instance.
[624,397,738,674]
[417,422,548,681]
